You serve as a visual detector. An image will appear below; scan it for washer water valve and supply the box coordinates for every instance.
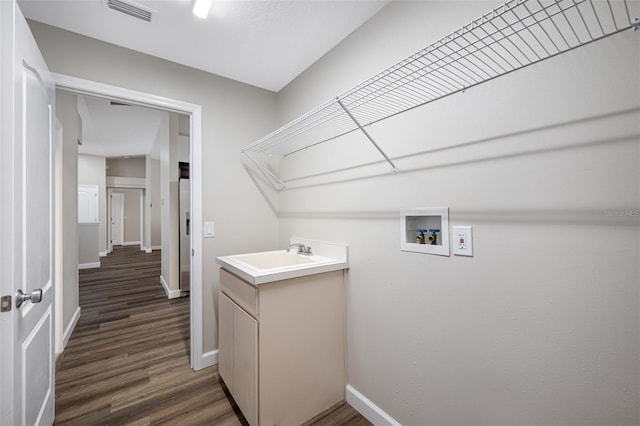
[427,229,440,245]
[417,228,440,245]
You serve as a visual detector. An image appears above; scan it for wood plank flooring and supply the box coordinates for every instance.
[55,246,370,426]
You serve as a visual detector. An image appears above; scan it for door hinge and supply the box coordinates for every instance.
[1,295,11,312]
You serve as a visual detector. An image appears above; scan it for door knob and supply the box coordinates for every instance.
[15,289,43,309]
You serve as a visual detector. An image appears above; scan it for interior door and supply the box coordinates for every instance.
[0,1,56,425]
[110,192,124,246]
[78,184,98,223]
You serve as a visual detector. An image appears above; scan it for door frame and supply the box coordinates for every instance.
[139,189,144,251]
[54,119,64,355]
[54,73,207,370]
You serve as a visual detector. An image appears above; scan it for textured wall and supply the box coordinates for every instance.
[276,1,640,424]
[77,154,107,255]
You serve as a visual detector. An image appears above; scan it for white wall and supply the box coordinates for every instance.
[78,223,99,265]
[55,91,79,342]
[146,156,161,248]
[276,1,640,425]
[27,19,280,354]
[106,157,145,178]
[77,154,107,255]
[161,113,179,291]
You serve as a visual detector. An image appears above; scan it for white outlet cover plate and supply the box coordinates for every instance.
[452,226,473,257]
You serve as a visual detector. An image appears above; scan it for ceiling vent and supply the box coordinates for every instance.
[105,0,156,22]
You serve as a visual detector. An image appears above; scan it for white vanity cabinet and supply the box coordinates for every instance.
[218,291,258,425]
[218,267,345,426]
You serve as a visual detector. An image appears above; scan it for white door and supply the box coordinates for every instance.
[111,192,124,246]
[0,2,56,425]
[78,184,98,223]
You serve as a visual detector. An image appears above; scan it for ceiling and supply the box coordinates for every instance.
[18,0,390,92]
[77,95,169,158]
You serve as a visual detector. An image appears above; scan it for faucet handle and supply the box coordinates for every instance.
[288,243,313,255]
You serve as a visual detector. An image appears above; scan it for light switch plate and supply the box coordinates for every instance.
[452,226,473,257]
[204,221,215,238]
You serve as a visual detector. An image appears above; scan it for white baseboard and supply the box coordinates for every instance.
[346,385,402,426]
[122,241,141,246]
[201,349,218,369]
[150,245,161,250]
[78,262,100,269]
[159,275,181,299]
[145,248,152,253]
[62,307,81,350]
[99,251,107,257]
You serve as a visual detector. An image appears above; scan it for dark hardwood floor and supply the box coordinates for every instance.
[55,245,370,425]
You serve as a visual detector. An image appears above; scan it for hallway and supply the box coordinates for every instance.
[55,246,245,424]
[55,246,368,425]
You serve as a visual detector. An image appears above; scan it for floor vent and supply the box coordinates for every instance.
[105,0,155,22]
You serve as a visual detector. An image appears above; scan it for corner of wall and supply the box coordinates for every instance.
[159,275,181,299]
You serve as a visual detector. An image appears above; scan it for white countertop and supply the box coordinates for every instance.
[216,238,349,285]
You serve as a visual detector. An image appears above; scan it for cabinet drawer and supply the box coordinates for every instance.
[220,268,258,317]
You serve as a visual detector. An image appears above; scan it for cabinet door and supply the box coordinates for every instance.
[234,304,258,426]
[218,292,234,392]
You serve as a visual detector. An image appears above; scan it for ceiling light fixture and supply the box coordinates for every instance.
[193,0,213,19]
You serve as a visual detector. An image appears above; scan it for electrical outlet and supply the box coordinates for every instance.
[452,226,473,257]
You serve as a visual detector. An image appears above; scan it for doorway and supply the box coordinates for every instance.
[107,186,145,254]
[110,192,124,246]
[54,73,206,370]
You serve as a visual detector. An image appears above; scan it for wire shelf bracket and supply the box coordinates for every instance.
[242,0,639,190]
[336,98,397,174]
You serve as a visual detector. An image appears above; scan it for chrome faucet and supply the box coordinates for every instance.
[287,243,313,255]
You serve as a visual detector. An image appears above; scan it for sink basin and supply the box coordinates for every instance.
[232,251,316,269]
[217,240,349,285]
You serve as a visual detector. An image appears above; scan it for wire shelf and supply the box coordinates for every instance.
[242,0,639,187]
